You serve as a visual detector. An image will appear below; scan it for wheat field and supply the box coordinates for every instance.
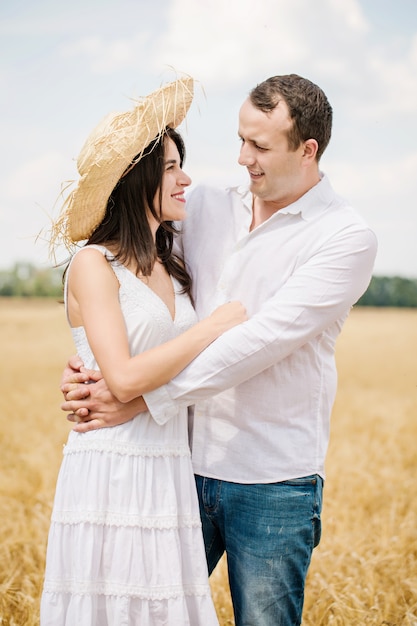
[0,298,416,625]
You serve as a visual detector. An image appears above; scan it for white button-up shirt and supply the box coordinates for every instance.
[144,175,377,483]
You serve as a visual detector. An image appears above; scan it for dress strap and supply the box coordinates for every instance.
[64,245,115,324]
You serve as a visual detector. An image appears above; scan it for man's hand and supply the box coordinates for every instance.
[61,354,92,388]
[61,355,147,432]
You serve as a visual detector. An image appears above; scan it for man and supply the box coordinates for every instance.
[62,74,377,625]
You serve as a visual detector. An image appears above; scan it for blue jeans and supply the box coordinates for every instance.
[195,474,323,626]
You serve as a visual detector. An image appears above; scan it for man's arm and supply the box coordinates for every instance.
[63,223,377,428]
[143,223,378,422]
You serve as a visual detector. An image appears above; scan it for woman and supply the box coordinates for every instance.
[41,78,246,625]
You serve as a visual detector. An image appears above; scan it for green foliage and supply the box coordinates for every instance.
[1,264,416,307]
[0,262,64,298]
[357,275,417,308]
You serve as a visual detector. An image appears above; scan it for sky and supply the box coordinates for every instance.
[1,0,416,277]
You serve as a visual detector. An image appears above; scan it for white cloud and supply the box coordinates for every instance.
[152,0,371,89]
[351,47,417,119]
[328,0,369,32]
[0,149,79,266]
[411,32,417,65]
[325,150,417,278]
[0,0,416,276]
[3,151,73,202]
[60,35,151,74]
[327,150,417,209]
[153,0,306,87]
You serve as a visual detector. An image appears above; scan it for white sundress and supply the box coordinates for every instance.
[40,245,219,626]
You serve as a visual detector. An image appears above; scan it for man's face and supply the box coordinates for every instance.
[238,98,306,209]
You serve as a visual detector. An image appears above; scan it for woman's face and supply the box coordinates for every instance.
[154,137,191,224]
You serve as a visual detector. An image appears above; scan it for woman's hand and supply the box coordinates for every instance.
[208,301,248,334]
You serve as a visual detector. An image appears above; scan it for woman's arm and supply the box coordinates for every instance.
[68,248,247,403]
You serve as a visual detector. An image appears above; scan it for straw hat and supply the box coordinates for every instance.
[51,77,194,248]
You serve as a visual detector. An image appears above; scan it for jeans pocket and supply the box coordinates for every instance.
[312,512,322,547]
[282,474,319,487]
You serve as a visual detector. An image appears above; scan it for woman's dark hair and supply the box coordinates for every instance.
[86,127,192,300]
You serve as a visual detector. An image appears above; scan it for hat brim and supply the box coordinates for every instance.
[57,77,194,244]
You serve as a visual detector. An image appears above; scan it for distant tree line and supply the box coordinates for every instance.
[0,263,417,307]
[357,275,417,308]
[0,262,64,298]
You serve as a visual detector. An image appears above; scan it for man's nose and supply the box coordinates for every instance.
[238,142,255,166]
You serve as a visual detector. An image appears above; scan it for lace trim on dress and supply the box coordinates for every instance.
[66,245,195,367]
[50,511,202,529]
[112,262,179,342]
[42,580,212,600]
[63,439,191,458]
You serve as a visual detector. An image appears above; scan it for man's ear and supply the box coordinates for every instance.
[302,139,319,163]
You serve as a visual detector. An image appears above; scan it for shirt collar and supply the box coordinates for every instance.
[233,172,336,222]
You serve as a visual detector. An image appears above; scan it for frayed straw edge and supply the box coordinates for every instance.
[39,179,81,266]
[42,75,195,265]
[123,77,195,175]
